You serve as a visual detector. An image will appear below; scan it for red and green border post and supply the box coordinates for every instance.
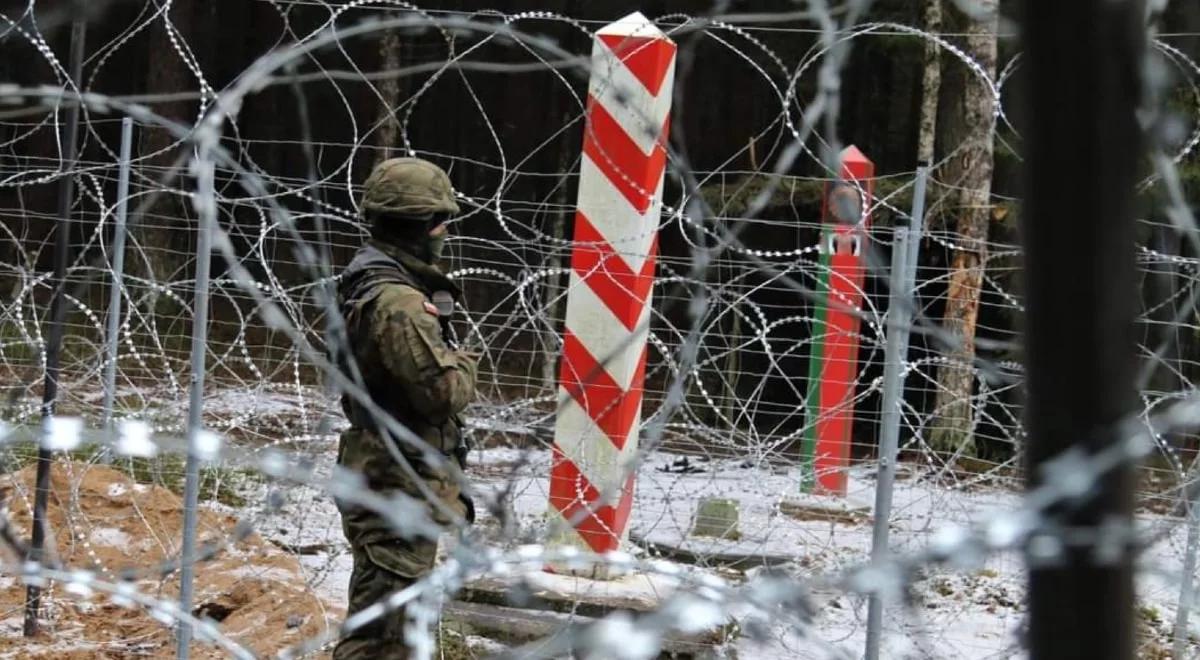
[800,146,875,496]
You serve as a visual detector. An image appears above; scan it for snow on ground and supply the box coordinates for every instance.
[464,448,1033,658]
[88,526,132,547]
[212,428,1191,659]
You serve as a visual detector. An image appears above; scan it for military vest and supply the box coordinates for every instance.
[337,242,461,455]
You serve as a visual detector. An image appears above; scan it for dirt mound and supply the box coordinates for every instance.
[0,461,339,658]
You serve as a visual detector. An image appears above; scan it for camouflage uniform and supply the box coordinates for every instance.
[333,158,476,660]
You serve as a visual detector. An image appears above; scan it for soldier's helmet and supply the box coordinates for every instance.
[361,157,460,218]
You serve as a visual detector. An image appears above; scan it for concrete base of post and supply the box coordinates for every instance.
[542,511,632,580]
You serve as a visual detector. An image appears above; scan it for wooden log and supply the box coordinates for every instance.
[630,533,796,571]
[461,571,668,617]
[443,601,727,657]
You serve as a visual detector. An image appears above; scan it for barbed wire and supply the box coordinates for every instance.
[0,1,1199,659]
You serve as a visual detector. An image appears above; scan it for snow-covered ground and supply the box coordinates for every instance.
[62,383,1179,657]
[238,440,1193,659]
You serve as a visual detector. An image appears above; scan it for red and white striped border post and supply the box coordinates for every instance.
[547,12,676,568]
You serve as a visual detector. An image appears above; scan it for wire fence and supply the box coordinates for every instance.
[0,1,1198,658]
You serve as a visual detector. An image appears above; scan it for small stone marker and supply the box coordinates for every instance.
[691,497,741,540]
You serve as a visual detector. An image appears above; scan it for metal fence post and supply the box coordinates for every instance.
[1023,1,1142,657]
[176,157,216,658]
[24,12,87,637]
[864,165,928,659]
[1174,482,1200,658]
[101,117,134,436]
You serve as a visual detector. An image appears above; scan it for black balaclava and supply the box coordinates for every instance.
[369,212,450,264]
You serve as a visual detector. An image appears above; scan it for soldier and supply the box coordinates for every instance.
[332,157,477,659]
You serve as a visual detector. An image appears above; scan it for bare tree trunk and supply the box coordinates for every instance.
[541,141,572,393]
[916,0,942,166]
[134,0,198,315]
[929,1,998,459]
[721,278,742,429]
[375,27,403,161]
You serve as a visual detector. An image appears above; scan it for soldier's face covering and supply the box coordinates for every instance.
[428,221,448,263]
[370,212,452,264]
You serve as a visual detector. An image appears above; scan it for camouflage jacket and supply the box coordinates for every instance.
[337,240,477,456]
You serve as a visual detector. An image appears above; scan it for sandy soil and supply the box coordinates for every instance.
[0,461,341,658]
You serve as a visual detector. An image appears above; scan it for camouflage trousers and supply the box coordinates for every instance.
[332,428,472,659]
[331,539,437,660]
[335,427,473,548]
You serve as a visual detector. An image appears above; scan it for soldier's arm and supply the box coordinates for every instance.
[372,285,478,422]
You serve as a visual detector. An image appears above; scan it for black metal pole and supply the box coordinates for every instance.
[24,12,87,638]
[1022,2,1143,659]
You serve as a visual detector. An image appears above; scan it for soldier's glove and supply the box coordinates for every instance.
[452,417,471,466]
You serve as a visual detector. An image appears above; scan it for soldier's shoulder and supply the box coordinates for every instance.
[373,283,437,319]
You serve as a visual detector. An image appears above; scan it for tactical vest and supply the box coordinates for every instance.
[337,243,461,455]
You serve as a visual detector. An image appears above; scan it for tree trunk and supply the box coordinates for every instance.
[376,26,405,162]
[929,1,998,458]
[134,0,199,312]
[916,0,942,166]
[721,280,742,430]
[540,139,572,393]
